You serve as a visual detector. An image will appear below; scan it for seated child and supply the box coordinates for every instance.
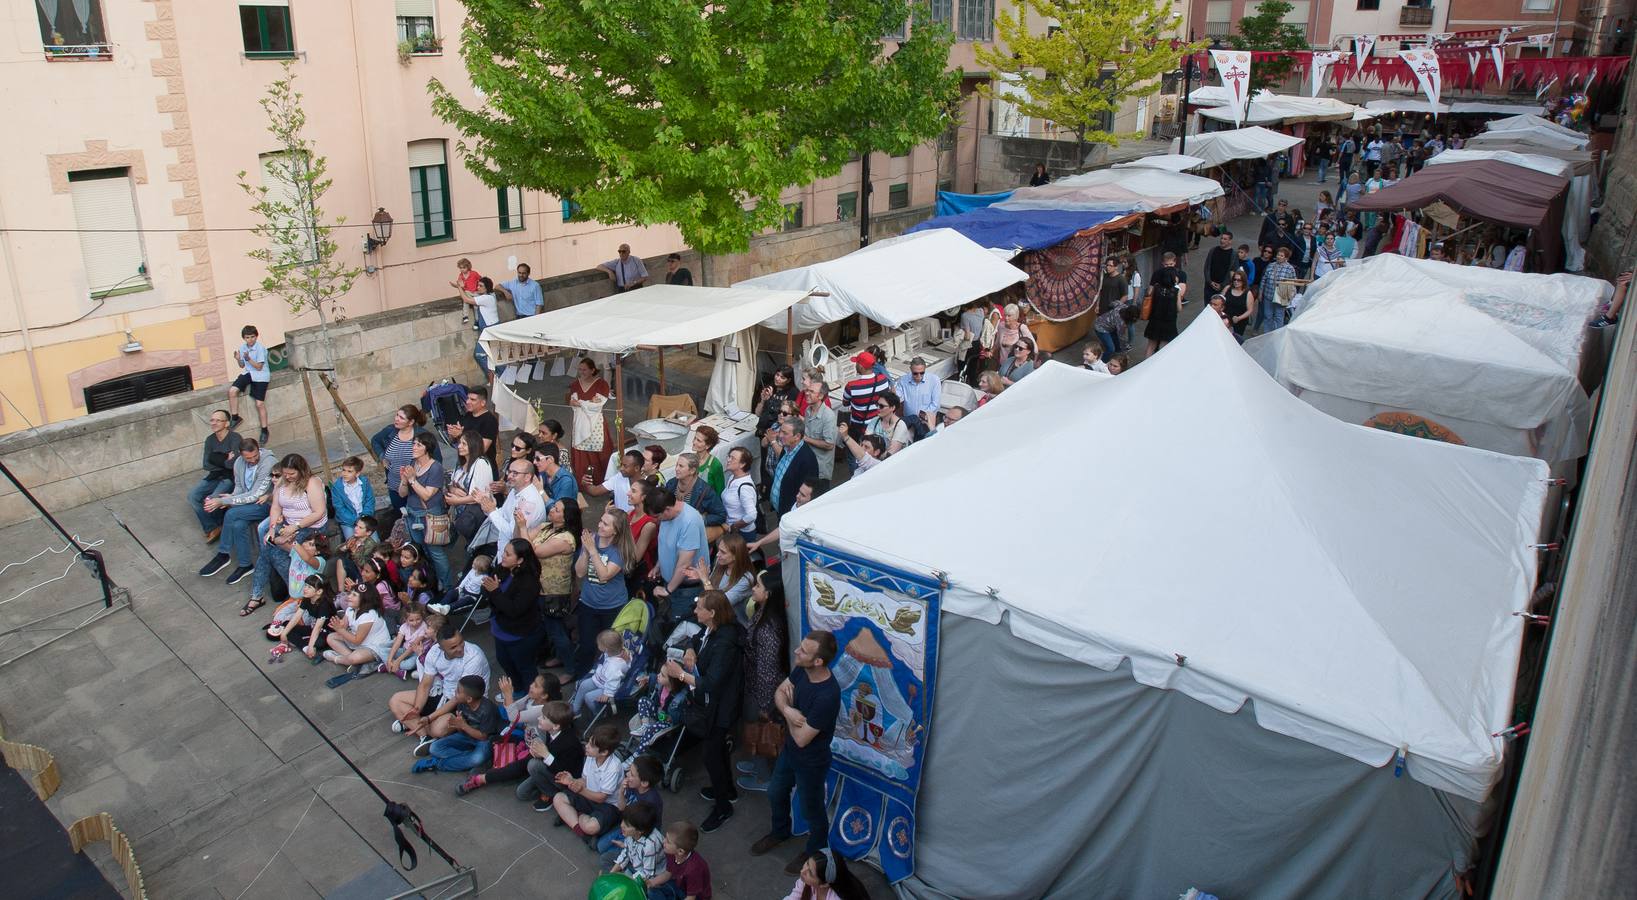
[542,724,623,823]
[383,602,431,678]
[455,555,491,608]
[1081,343,1110,375]
[267,575,337,665]
[453,673,564,796]
[592,756,665,867]
[570,630,631,717]
[413,674,504,773]
[623,667,690,758]
[336,515,380,592]
[609,802,665,882]
[647,821,712,900]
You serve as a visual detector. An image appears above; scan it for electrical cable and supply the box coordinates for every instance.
[0,387,465,877]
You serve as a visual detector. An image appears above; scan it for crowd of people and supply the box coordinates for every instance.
[182,339,881,897]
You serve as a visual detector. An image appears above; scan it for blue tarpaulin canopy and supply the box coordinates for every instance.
[934,190,1014,216]
[906,206,1128,256]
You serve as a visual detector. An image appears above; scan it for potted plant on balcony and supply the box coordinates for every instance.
[413,34,443,54]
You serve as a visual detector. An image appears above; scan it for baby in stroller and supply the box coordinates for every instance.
[621,647,694,758]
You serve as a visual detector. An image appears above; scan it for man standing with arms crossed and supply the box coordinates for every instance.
[749,630,842,875]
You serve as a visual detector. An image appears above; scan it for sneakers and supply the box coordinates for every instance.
[413,737,435,757]
[735,760,759,775]
[322,650,341,663]
[225,565,254,585]
[390,720,406,734]
[532,797,555,813]
[411,758,436,774]
[258,428,269,445]
[750,832,790,855]
[230,413,243,428]
[199,553,232,577]
[456,774,484,796]
[699,785,738,804]
[736,774,769,793]
[203,527,221,544]
[700,807,734,833]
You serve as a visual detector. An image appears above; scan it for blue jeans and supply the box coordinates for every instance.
[1253,181,1272,210]
[541,615,573,667]
[1316,157,1329,183]
[405,508,452,591]
[418,733,490,772]
[572,604,623,680]
[768,752,831,855]
[1258,299,1287,332]
[596,827,623,870]
[646,885,685,900]
[1094,328,1120,359]
[189,476,232,533]
[473,340,491,376]
[218,502,270,566]
[251,518,292,601]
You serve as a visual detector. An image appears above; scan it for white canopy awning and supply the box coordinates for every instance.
[1200,91,1359,125]
[1483,114,1589,149]
[784,315,1548,802]
[995,168,1224,213]
[1185,85,1234,107]
[1425,148,1572,178]
[1365,98,1453,114]
[1113,153,1207,172]
[478,284,812,361]
[1460,134,1594,173]
[1170,126,1304,168]
[738,228,1027,333]
[1450,102,1547,116]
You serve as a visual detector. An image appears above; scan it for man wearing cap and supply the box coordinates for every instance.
[893,357,942,422]
[841,351,888,444]
[598,244,648,293]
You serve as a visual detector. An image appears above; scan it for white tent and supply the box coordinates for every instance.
[1424,148,1571,177]
[1485,113,1587,146]
[1365,98,1453,114]
[1424,147,1594,271]
[1199,91,1358,125]
[1244,255,1610,463]
[478,283,812,413]
[994,167,1224,213]
[1185,85,1235,107]
[736,228,1027,333]
[1169,125,1303,167]
[1112,153,1206,172]
[1450,101,1547,117]
[783,315,1547,898]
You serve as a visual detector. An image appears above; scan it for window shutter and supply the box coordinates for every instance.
[408,139,446,169]
[69,171,145,294]
[395,0,436,17]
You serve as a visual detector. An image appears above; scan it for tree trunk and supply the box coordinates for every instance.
[310,291,352,456]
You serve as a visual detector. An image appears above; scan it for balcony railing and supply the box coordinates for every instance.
[44,43,113,60]
[1400,5,1435,27]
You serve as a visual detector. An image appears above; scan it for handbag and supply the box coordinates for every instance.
[422,512,453,546]
[490,733,528,768]
[742,719,787,759]
[1139,294,1153,320]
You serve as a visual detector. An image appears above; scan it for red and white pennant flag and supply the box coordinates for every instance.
[1311,51,1343,96]
[1397,47,1444,111]
[1210,49,1253,127]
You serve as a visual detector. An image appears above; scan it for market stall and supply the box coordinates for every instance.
[1350,159,1569,272]
[1244,254,1610,465]
[1424,148,1594,271]
[779,316,1548,897]
[995,167,1225,213]
[1169,126,1303,219]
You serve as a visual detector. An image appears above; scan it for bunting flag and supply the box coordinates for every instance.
[1586,65,1599,89]
[1536,75,1558,100]
[1311,51,1343,96]
[1491,43,1506,85]
[1354,35,1376,74]
[1526,33,1552,48]
[1398,48,1444,110]
[1467,51,1481,77]
[1431,32,1455,44]
[1210,49,1253,127]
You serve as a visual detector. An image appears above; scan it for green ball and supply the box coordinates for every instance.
[588,872,646,900]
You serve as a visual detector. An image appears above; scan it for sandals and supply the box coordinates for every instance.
[239,598,266,617]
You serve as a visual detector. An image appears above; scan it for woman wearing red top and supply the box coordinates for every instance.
[626,479,660,590]
[567,358,614,488]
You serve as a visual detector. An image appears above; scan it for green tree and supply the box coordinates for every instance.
[1227,0,1310,92]
[430,0,960,256]
[977,0,1200,167]
[237,61,362,456]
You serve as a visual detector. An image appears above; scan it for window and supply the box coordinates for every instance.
[783,202,804,231]
[497,186,525,232]
[958,0,995,41]
[395,0,438,51]
[259,151,318,263]
[888,183,909,210]
[1522,0,1554,9]
[837,192,858,221]
[240,3,295,57]
[561,197,582,222]
[883,1,908,39]
[38,0,110,58]
[930,0,954,26]
[1356,0,1379,9]
[408,140,452,245]
[69,169,148,297]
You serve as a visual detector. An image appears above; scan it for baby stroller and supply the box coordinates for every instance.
[421,380,468,449]
[615,679,691,794]
[585,597,658,729]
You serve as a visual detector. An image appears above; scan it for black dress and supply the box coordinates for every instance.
[1143,267,1184,343]
[1223,286,1252,337]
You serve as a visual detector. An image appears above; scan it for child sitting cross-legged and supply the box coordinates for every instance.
[540,724,623,825]
[592,756,666,868]
[382,602,432,679]
[412,674,503,773]
[647,820,713,900]
[607,802,665,884]
[570,630,630,718]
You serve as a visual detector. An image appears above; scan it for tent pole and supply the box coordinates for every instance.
[615,357,625,448]
[787,308,795,363]
[658,347,666,393]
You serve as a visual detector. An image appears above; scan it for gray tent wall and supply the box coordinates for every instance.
[894,614,1484,900]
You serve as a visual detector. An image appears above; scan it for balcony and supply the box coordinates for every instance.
[1400,4,1435,27]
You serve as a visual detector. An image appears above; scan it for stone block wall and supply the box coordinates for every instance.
[1587,56,1637,279]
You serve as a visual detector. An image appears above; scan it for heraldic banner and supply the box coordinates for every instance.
[794,541,942,884]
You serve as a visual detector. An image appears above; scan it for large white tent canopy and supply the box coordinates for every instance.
[736,228,1027,332]
[1450,101,1547,116]
[1365,98,1453,114]
[1168,126,1304,167]
[785,315,1548,802]
[1485,113,1587,145]
[1425,148,1571,178]
[478,284,811,358]
[1245,255,1609,462]
[1200,91,1358,125]
[995,167,1224,213]
[1112,153,1206,172]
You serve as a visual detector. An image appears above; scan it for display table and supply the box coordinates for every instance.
[614,411,760,483]
[1029,312,1094,352]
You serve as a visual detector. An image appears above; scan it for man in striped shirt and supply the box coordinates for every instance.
[842,351,888,442]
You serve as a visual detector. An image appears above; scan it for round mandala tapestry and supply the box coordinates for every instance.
[1362,412,1466,445]
[1022,232,1105,321]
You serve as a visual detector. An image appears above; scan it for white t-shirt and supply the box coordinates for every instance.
[421,642,492,699]
[470,292,500,328]
[582,752,623,796]
[240,342,271,382]
[601,471,634,512]
[349,609,393,661]
[869,416,913,454]
[722,474,757,533]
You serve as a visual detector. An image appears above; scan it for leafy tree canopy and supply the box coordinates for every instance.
[431,0,959,254]
[1226,0,1310,91]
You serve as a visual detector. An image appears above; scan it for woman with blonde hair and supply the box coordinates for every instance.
[695,531,755,625]
[994,302,1034,362]
[572,506,638,679]
[977,371,1006,408]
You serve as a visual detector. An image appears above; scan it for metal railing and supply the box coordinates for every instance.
[43,43,113,60]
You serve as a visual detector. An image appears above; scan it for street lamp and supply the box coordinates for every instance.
[365,208,394,252]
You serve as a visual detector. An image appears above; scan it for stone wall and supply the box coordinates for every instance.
[698,206,935,286]
[974,135,1176,194]
[1586,53,1637,278]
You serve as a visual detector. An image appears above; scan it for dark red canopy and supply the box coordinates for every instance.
[1352,160,1569,270]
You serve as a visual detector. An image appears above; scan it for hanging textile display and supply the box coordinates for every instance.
[1398,47,1444,110]
[793,542,943,885]
[1020,231,1106,322]
[1210,49,1253,127]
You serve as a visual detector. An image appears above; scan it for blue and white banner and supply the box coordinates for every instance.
[794,541,941,884]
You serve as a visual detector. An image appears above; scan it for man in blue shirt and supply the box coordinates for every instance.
[537,442,580,508]
[893,357,941,421]
[496,263,544,317]
[645,486,709,625]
